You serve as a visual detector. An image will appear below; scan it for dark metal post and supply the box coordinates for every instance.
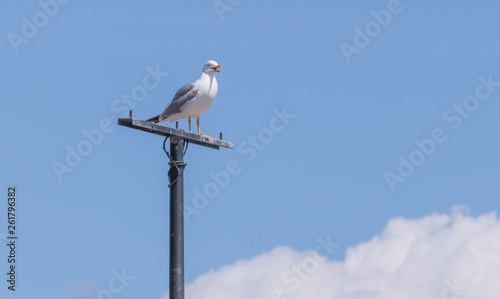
[168,137,186,299]
[117,117,233,299]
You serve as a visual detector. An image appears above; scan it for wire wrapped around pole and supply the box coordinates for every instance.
[163,137,188,188]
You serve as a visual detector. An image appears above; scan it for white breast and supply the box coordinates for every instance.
[182,75,218,118]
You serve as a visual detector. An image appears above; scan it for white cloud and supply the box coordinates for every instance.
[164,206,500,299]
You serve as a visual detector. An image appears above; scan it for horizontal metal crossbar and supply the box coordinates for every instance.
[118,118,234,150]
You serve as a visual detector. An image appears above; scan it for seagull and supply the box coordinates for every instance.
[146,60,222,137]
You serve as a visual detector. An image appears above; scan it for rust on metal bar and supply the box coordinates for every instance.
[118,117,234,150]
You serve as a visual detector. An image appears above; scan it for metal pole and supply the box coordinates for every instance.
[168,137,186,299]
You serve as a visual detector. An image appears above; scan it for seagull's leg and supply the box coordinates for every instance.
[188,117,192,133]
[197,117,210,139]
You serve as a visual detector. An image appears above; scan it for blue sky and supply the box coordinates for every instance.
[1,1,500,298]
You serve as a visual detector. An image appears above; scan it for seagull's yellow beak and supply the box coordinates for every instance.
[211,65,222,73]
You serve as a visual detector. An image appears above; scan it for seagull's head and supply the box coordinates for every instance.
[203,60,222,75]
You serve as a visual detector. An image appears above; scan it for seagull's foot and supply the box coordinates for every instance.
[198,133,211,139]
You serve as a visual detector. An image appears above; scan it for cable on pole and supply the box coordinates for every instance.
[163,136,188,188]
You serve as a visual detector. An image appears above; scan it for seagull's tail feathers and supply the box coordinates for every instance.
[146,115,160,123]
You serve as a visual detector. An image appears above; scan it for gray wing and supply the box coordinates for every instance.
[158,83,198,122]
